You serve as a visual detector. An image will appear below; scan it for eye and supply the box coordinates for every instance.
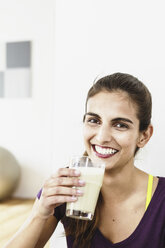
[114,122,128,130]
[86,118,100,125]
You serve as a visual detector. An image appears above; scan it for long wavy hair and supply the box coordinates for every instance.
[62,72,152,247]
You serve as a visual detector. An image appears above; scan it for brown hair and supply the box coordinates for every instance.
[62,196,101,248]
[63,72,152,247]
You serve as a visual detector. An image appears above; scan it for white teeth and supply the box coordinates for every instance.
[95,145,118,155]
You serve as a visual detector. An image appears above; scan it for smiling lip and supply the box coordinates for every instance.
[92,145,119,159]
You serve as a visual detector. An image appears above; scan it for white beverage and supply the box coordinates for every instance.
[66,166,104,220]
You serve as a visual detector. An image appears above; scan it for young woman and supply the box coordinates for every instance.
[5,73,165,248]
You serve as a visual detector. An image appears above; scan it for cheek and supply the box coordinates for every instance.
[113,131,128,143]
[83,125,94,140]
[114,131,138,149]
[83,127,91,146]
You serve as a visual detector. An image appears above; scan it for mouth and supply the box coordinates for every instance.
[92,144,119,158]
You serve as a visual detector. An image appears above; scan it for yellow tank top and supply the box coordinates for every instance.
[145,174,153,211]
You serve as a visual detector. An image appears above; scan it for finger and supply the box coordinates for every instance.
[53,168,81,178]
[44,186,84,197]
[45,177,85,188]
[49,176,85,187]
[44,195,78,207]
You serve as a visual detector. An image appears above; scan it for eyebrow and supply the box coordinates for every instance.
[84,112,134,124]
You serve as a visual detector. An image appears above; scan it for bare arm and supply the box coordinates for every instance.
[3,168,84,248]
[34,214,58,248]
[3,199,58,248]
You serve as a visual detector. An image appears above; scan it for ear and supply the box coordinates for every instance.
[137,124,153,148]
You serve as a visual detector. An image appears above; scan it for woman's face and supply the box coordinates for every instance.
[83,91,142,171]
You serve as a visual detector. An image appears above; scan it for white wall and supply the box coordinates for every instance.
[51,1,165,246]
[1,0,165,247]
[0,0,55,198]
[1,0,164,198]
[53,0,165,177]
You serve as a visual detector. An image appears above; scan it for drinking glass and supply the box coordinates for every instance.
[66,156,105,220]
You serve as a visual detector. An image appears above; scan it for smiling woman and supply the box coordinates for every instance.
[4,73,165,248]
[83,90,151,169]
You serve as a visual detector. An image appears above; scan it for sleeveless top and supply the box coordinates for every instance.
[37,175,165,247]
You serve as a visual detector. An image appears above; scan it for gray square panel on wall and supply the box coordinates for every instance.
[0,72,4,97]
[6,41,31,68]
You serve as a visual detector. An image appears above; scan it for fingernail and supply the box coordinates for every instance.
[78,179,85,185]
[76,189,83,195]
[71,196,77,201]
[74,170,80,175]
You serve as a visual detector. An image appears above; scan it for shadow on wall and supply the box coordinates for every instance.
[0,147,21,201]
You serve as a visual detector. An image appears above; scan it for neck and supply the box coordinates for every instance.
[101,162,145,205]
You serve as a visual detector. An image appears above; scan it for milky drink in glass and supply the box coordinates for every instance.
[66,156,105,220]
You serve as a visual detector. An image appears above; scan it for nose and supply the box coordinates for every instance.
[96,124,112,145]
